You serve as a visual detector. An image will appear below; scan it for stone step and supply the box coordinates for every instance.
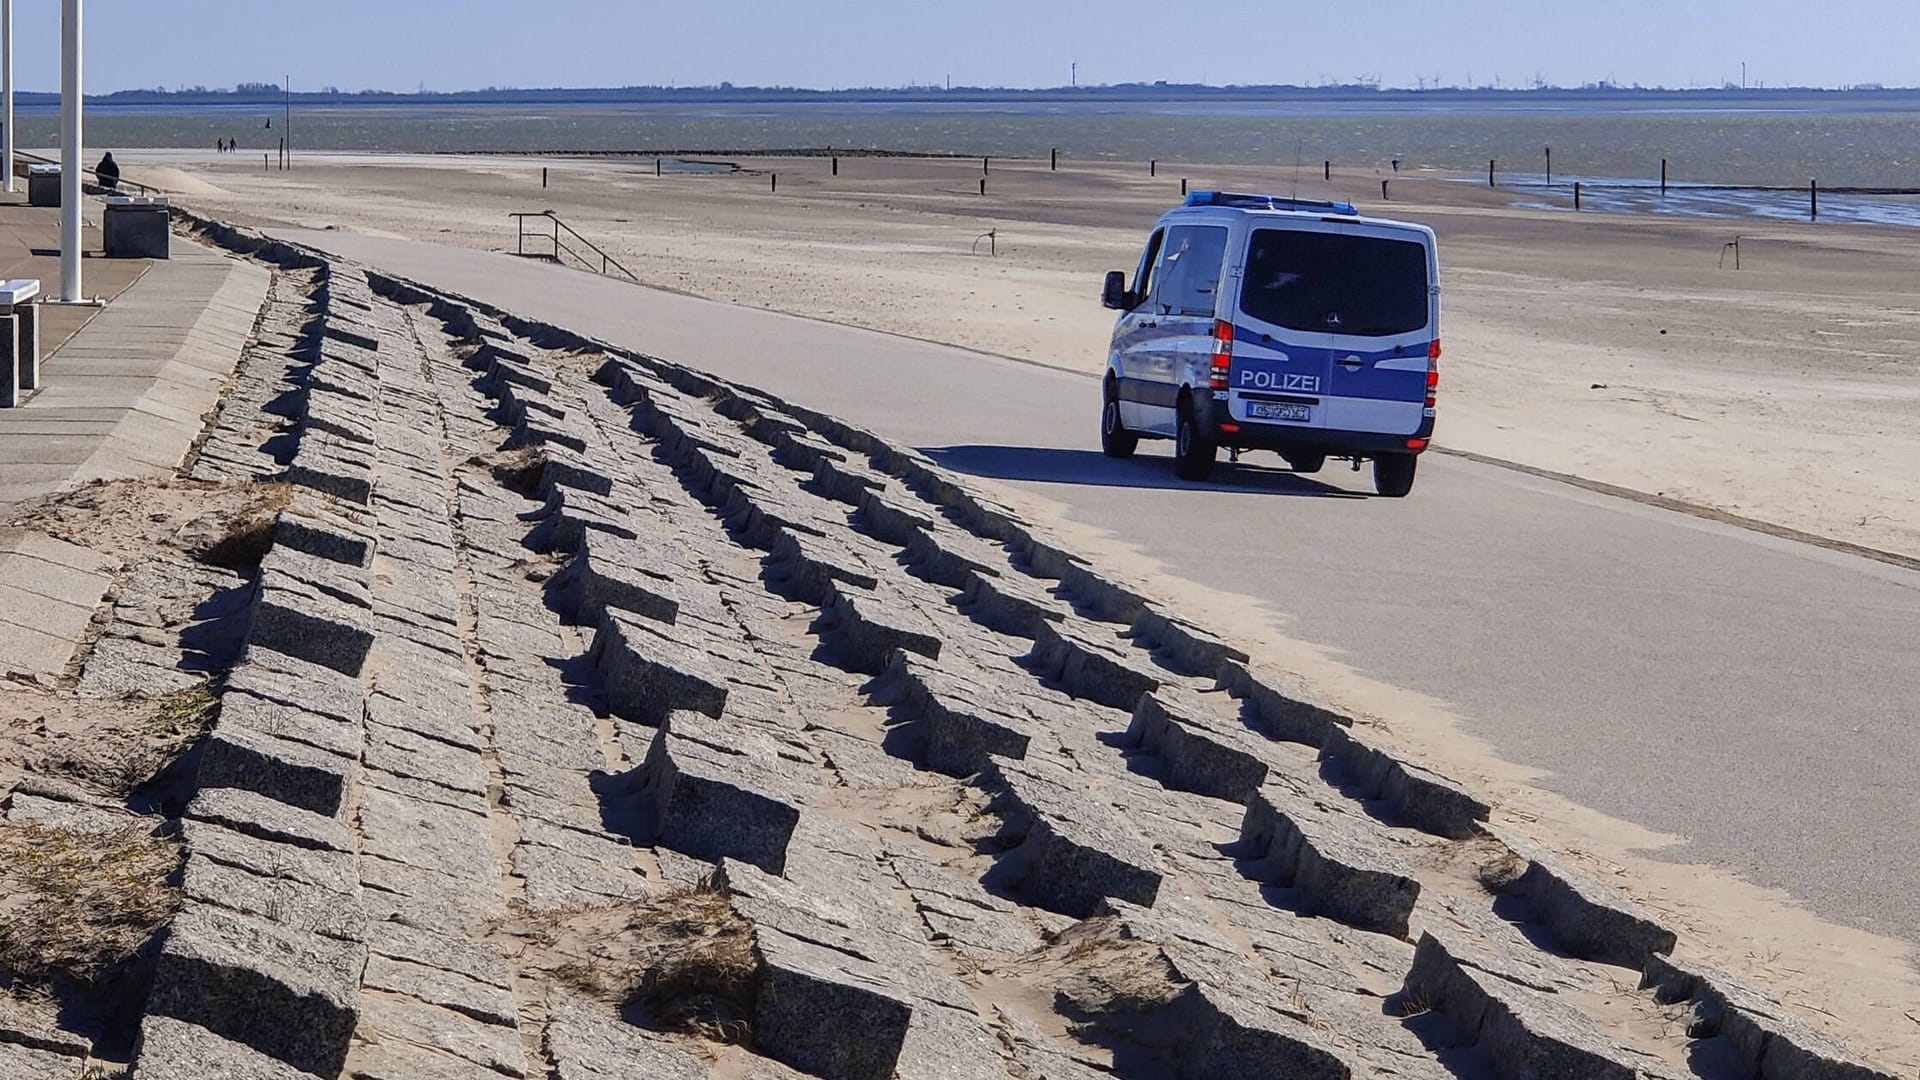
[980,756,1164,917]
[1026,617,1165,711]
[1403,929,1666,1080]
[144,905,365,1078]
[1320,723,1490,840]
[606,709,817,873]
[1484,822,1676,970]
[1123,685,1273,804]
[1642,954,1897,1080]
[1238,776,1422,938]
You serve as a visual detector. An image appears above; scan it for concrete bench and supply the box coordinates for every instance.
[104,196,171,259]
[0,278,43,408]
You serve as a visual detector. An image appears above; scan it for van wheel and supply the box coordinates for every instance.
[1373,453,1417,497]
[1283,451,1326,474]
[1174,396,1217,481]
[1101,381,1137,458]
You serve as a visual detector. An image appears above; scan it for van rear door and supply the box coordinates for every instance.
[1231,221,1432,438]
[1230,224,1339,432]
[1312,222,1434,437]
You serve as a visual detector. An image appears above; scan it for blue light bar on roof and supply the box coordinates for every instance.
[1183,190,1358,215]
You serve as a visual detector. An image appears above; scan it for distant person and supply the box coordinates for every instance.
[94,151,120,191]
[216,137,226,153]
[230,136,239,150]
[1391,158,1401,173]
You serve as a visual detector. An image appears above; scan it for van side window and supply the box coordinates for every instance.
[1152,225,1231,317]
[1132,230,1164,309]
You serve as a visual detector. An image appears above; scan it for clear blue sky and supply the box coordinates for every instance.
[11,0,1917,92]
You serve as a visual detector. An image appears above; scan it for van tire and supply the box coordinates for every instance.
[1101,380,1138,458]
[1283,451,1326,474]
[1174,396,1217,481]
[1373,453,1417,497]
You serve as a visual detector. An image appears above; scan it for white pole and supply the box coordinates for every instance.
[3,0,13,195]
[59,0,80,302]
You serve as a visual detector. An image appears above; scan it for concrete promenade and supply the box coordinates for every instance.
[275,229,1920,948]
[0,222,267,681]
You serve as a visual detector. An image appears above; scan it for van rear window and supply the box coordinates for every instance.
[1239,229,1429,337]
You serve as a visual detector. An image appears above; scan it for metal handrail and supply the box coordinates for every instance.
[13,149,164,198]
[509,210,638,283]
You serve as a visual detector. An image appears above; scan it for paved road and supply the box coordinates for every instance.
[279,229,1920,945]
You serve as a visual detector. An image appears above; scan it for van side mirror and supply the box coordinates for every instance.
[1101,270,1131,310]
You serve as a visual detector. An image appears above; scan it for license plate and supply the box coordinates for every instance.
[1247,401,1311,422]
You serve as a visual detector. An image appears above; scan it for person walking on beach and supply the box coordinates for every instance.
[216,138,226,153]
[94,151,120,191]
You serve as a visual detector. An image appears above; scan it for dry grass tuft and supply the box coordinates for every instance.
[522,881,758,1044]
[1473,849,1530,894]
[39,682,221,797]
[193,482,292,570]
[478,447,548,497]
[1394,987,1438,1019]
[0,820,181,985]
[1009,917,1183,1018]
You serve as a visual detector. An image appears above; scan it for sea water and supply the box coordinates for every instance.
[26,90,1920,223]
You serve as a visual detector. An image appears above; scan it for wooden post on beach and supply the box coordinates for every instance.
[542,167,548,189]
[1150,159,1156,177]
[1574,182,1581,210]
[655,157,662,177]
[1180,178,1187,196]
[1324,160,1330,181]
[1050,148,1058,171]
[982,156,989,175]
[262,153,268,173]
[1810,179,1818,220]
[1381,179,1389,200]
[1488,159,1496,187]
[1545,146,1552,187]
[771,173,777,193]
[1660,158,1667,194]
[832,156,838,176]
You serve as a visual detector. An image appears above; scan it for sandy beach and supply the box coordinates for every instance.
[121,148,1920,566]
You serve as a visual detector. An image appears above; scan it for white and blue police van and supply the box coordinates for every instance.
[1099,191,1441,497]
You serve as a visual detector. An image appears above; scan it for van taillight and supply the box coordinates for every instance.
[1209,320,1233,390]
[1425,342,1440,409]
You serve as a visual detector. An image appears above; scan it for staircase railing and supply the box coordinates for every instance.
[509,210,639,284]
[14,149,165,198]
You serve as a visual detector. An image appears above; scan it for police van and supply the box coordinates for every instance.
[1099,191,1440,497]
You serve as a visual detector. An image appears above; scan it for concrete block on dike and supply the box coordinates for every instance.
[128,1014,317,1080]
[1640,953,1897,1080]
[1484,822,1675,969]
[607,710,814,873]
[825,578,946,674]
[195,723,360,818]
[1026,617,1164,711]
[1239,775,1422,938]
[1320,722,1491,839]
[1124,686,1271,804]
[1403,929,1653,1080]
[982,756,1163,917]
[145,906,364,1077]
